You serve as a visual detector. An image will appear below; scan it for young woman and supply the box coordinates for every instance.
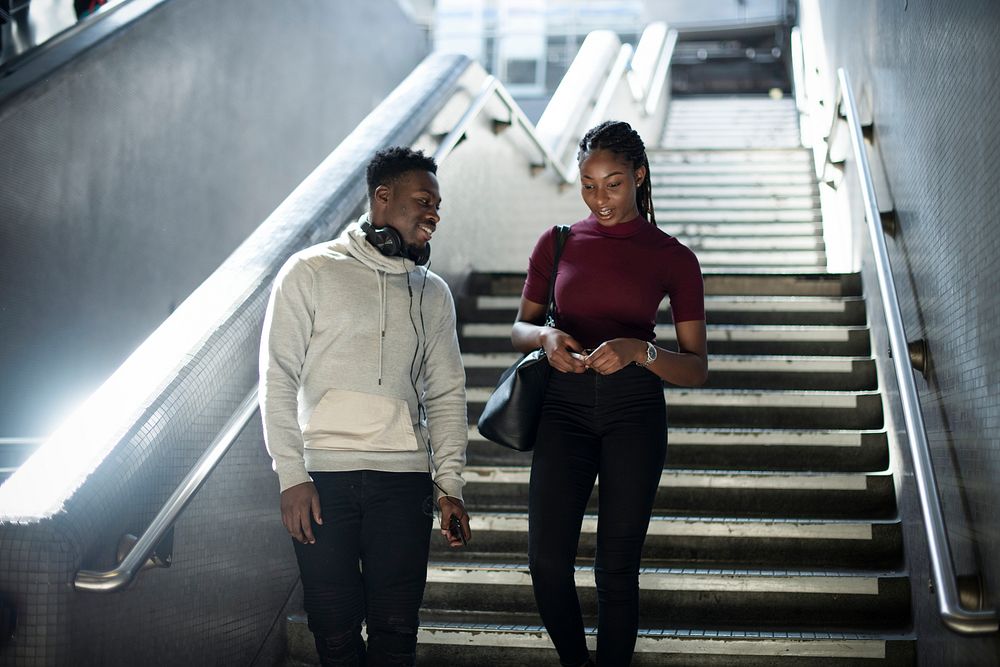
[511,120,708,666]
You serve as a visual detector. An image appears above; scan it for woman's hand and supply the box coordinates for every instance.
[582,338,646,375]
[540,327,587,373]
[511,296,585,373]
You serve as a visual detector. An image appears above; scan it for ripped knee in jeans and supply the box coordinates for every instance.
[313,625,365,666]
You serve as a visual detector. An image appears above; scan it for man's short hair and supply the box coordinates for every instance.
[366,147,438,202]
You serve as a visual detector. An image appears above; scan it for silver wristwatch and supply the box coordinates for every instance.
[638,341,657,367]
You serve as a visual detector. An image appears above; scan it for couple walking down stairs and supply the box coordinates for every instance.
[287,96,916,666]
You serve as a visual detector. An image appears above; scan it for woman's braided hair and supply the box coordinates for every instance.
[577,120,655,225]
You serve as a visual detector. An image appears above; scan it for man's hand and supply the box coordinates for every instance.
[438,496,471,548]
[280,481,322,544]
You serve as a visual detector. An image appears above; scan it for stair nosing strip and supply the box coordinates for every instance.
[468,514,885,540]
[424,565,884,595]
[462,466,881,491]
[417,625,903,658]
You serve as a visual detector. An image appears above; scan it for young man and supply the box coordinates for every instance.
[259,147,471,666]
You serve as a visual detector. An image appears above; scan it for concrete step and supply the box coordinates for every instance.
[667,111,799,119]
[661,136,803,147]
[666,116,799,125]
[701,274,861,297]
[461,466,896,519]
[652,172,818,186]
[287,617,916,666]
[662,428,888,472]
[462,295,867,326]
[666,113,799,124]
[654,184,819,198]
[650,162,813,176]
[420,563,910,630]
[464,272,862,298]
[662,221,824,237]
[698,296,867,325]
[657,209,821,223]
[682,237,825,251]
[665,109,799,118]
[655,196,820,211]
[662,123,801,133]
[466,387,883,430]
[649,149,811,165]
[414,623,916,666]
[429,513,904,570]
[461,324,870,357]
[674,250,825,269]
[668,97,797,108]
[465,427,889,473]
[661,137,804,150]
[464,354,876,391]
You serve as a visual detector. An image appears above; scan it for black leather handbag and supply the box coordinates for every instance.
[477,225,570,451]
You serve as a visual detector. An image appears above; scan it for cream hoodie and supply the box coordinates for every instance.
[259,217,468,500]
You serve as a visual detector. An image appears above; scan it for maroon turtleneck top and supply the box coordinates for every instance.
[522,214,705,350]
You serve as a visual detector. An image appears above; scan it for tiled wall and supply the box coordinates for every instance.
[68,417,299,666]
[802,1,1000,662]
[0,294,300,666]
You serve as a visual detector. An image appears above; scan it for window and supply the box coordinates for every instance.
[506,58,539,85]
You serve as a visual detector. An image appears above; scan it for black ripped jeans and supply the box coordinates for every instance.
[528,364,667,667]
[293,470,433,667]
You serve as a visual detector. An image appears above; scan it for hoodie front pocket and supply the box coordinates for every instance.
[303,388,418,452]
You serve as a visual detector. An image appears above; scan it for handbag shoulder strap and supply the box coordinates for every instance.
[544,225,571,327]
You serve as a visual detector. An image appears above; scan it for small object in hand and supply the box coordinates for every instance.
[449,514,467,546]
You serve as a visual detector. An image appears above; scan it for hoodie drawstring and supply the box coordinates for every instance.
[374,268,387,385]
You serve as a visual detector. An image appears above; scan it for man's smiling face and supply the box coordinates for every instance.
[373,169,442,249]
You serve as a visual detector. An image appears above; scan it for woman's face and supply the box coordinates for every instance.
[579,149,646,227]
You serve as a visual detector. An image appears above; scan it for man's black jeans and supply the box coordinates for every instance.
[293,470,433,667]
[528,364,667,667]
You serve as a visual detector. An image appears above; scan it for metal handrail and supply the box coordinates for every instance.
[836,67,997,634]
[433,75,575,184]
[74,388,259,592]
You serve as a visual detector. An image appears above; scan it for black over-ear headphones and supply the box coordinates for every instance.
[361,220,430,266]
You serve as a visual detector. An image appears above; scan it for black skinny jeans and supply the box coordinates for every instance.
[528,364,667,667]
[293,470,433,667]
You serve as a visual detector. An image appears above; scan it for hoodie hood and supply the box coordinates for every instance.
[329,214,422,386]
[330,214,417,275]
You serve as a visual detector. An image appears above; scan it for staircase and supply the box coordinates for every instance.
[287,96,916,665]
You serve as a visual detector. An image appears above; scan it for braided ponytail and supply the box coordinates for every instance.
[577,120,655,226]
